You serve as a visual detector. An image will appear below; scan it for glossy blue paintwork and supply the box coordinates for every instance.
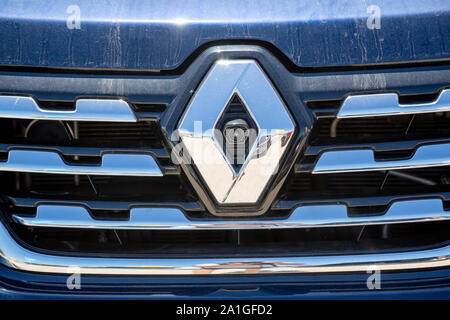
[0,0,449,70]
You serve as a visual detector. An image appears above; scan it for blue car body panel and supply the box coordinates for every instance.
[0,0,448,70]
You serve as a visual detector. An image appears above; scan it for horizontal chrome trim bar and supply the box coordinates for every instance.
[0,219,449,275]
[313,143,450,174]
[337,89,450,118]
[9,197,204,212]
[273,192,450,211]
[0,143,170,159]
[0,96,137,122]
[303,138,450,157]
[0,149,162,176]
[12,199,450,230]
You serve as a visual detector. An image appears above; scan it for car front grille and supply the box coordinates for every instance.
[0,45,449,275]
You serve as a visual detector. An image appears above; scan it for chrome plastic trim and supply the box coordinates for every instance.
[176,60,296,205]
[0,218,448,274]
[12,199,450,230]
[0,96,137,122]
[313,143,450,174]
[337,89,450,118]
[0,150,162,176]
[289,199,450,227]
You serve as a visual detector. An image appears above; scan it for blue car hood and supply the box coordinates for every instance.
[0,0,449,70]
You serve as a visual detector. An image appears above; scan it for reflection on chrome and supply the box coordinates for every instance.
[12,198,450,230]
[313,143,450,174]
[337,89,450,118]
[175,60,296,205]
[0,96,137,122]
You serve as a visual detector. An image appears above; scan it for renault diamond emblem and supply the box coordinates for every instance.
[175,60,296,205]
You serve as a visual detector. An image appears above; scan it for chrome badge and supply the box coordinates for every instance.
[175,60,296,206]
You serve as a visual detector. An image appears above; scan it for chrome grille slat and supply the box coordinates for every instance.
[313,142,450,174]
[0,149,162,176]
[0,143,169,158]
[337,89,450,118]
[12,198,450,230]
[304,137,450,157]
[0,96,137,122]
[8,197,204,212]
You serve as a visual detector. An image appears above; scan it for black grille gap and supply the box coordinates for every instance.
[38,100,75,111]
[307,90,443,110]
[0,119,162,148]
[0,172,195,202]
[310,112,450,144]
[77,122,160,146]
[282,167,450,200]
[307,99,341,110]
[39,99,167,113]
[131,103,167,112]
[8,220,449,256]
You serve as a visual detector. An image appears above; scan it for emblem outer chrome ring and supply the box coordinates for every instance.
[175,60,296,207]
